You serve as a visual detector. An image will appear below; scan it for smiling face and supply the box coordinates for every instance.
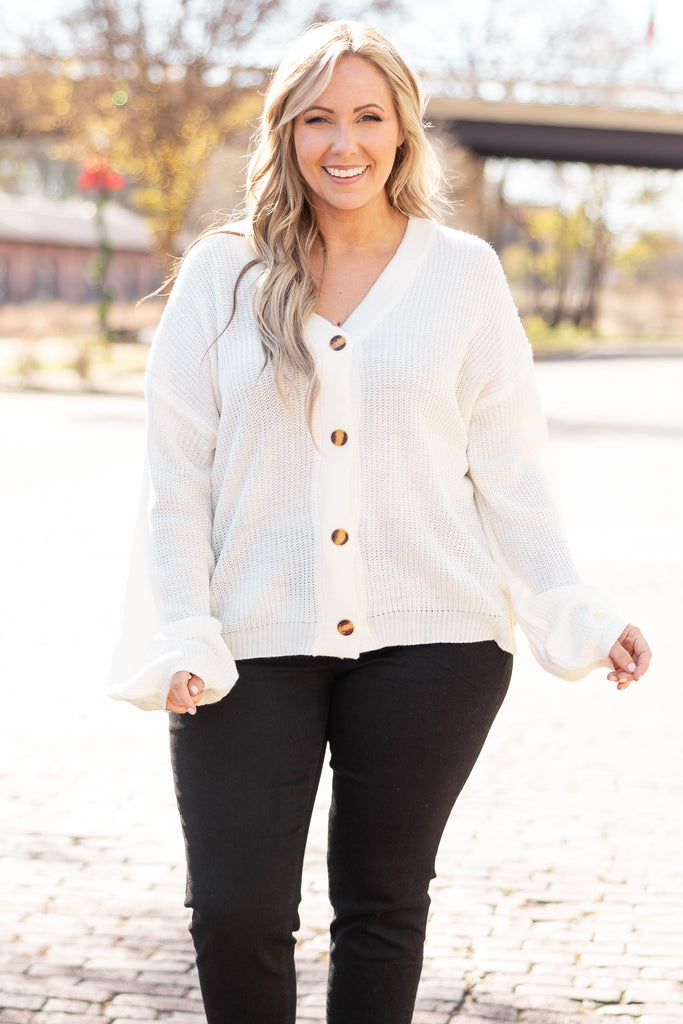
[292,55,405,223]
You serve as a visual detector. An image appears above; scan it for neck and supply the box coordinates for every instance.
[313,202,407,254]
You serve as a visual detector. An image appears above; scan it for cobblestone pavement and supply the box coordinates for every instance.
[1,356,681,1024]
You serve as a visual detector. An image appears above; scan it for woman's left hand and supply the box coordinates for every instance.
[607,624,651,690]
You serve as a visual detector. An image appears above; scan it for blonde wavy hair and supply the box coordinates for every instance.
[188,21,446,427]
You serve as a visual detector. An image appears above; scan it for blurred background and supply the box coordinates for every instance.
[2,0,683,382]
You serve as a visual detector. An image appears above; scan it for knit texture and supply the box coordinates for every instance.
[108,217,627,710]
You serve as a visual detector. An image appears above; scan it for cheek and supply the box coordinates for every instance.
[293,134,320,180]
[378,131,403,168]
[292,125,307,160]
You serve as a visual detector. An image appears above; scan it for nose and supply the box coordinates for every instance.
[330,120,357,155]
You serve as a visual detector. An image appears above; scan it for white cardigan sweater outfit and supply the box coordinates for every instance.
[108,216,627,710]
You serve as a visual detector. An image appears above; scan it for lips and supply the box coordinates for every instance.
[324,166,368,179]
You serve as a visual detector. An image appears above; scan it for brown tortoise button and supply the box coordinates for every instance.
[329,334,347,351]
[331,529,349,545]
[331,429,348,446]
[337,619,355,636]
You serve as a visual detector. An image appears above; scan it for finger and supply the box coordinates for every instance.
[608,624,653,689]
[607,669,634,689]
[166,697,195,714]
[168,672,198,715]
[607,672,634,689]
[607,641,636,689]
[615,626,652,682]
[167,700,197,715]
[188,674,205,703]
[630,634,652,680]
[609,642,637,675]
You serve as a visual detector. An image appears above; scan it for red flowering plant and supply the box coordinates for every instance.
[78,159,126,341]
[77,160,126,195]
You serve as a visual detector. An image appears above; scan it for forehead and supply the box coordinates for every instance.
[307,55,394,107]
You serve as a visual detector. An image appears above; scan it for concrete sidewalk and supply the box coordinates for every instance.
[1,356,681,1023]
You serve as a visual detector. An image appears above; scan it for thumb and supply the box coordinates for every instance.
[187,673,205,700]
[607,641,637,689]
[609,642,637,674]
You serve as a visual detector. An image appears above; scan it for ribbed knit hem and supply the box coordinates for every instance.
[224,611,515,663]
[364,609,516,656]
[225,621,321,661]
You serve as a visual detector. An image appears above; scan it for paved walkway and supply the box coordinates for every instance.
[1,356,681,1024]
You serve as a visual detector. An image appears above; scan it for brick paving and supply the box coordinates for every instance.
[1,355,681,1023]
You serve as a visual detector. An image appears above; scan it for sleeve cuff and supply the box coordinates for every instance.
[513,584,629,681]
[107,616,239,711]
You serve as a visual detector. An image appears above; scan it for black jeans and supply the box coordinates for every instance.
[169,641,512,1024]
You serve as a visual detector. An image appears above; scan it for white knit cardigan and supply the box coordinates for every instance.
[108,217,627,710]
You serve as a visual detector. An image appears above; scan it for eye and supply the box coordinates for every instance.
[358,113,382,123]
[303,115,330,124]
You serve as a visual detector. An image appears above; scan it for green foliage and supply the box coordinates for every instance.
[499,169,614,331]
[11,0,399,258]
[615,230,683,281]
[11,0,279,257]
[523,314,595,353]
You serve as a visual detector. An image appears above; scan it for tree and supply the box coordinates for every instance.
[10,0,398,260]
[615,229,683,282]
[423,0,668,333]
[573,167,614,330]
[11,0,283,258]
[428,0,668,96]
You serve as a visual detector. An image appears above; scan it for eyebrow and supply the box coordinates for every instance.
[301,103,386,115]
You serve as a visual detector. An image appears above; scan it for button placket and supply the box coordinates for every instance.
[309,324,363,656]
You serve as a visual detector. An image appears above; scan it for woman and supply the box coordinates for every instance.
[109,19,650,1024]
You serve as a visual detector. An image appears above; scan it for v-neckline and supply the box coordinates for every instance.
[313,216,409,329]
[310,217,436,340]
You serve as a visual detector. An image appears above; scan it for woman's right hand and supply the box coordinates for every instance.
[166,671,205,714]
[607,624,651,690]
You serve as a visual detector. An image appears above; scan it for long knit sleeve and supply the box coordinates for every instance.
[107,239,239,710]
[109,218,630,709]
[465,246,627,679]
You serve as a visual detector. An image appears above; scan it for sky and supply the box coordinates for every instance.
[6,0,683,79]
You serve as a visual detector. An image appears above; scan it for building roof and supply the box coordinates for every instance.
[0,192,155,252]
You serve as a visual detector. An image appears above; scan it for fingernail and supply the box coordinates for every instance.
[627,662,636,673]
[186,705,196,715]
[189,684,199,695]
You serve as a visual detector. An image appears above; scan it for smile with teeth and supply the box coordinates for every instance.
[324,166,368,179]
